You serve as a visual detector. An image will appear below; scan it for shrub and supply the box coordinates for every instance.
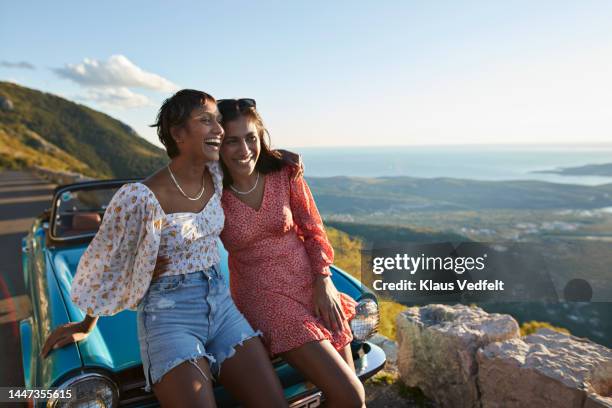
[520,320,570,336]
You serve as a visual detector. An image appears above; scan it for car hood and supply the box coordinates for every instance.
[50,243,366,372]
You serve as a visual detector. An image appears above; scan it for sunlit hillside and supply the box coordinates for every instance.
[0,81,167,178]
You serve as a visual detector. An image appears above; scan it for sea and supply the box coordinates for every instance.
[298,145,612,185]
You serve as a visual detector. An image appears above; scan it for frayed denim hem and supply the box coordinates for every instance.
[144,352,217,392]
[212,329,263,378]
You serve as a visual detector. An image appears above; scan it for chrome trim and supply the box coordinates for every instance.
[49,231,97,242]
[355,342,386,381]
[290,391,323,408]
[48,179,139,242]
[47,372,119,408]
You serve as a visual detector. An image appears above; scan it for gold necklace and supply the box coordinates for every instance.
[230,172,260,195]
[167,165,206,201]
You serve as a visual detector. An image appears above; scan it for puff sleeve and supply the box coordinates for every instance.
[208,161,224,194]
[288,169,334,277]
[70,183,163,316]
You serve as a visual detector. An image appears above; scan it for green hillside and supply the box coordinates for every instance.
[326,221,467,244]
[0,81,167,178]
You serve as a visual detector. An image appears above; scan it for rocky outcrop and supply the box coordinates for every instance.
[0,95,14,110]
[477,328,612,408]
[396,305,612,408]
[396,304,520,408]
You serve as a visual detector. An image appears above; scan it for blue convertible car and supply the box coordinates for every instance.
[20,179,385,407]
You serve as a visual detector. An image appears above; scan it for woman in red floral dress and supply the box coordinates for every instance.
[217,99,365,408]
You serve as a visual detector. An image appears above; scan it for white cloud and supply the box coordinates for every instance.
[54,54,178,110]
[54,55,179,92]
[79,87,153,109]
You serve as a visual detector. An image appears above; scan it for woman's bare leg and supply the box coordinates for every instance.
[218,337,287,408]
[337,343,356,372]
[281,340,365,408]
[152,357,217,408]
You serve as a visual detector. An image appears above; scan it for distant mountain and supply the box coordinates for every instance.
[0,81,167,178]
[307,176,612,213]
[535,162,612,177]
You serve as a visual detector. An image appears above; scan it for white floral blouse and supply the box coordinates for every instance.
[70,162,224,316]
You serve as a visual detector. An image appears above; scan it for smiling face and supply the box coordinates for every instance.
[220,115,261,178]
[172,99,224,162]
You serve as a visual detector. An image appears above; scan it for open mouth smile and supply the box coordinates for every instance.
[204,138,222,148]
[236,156,253,164]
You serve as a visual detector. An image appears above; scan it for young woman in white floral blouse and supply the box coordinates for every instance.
[41,90,288,408]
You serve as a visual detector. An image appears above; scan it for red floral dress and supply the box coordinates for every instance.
[220,166,356,355]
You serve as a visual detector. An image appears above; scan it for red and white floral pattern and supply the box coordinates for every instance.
[221,166,356,356]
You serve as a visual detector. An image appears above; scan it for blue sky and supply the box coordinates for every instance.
[2,1,612,148]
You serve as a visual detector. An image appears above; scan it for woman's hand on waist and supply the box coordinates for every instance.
[153,255,172,279]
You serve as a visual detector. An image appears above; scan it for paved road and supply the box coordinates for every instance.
[0,170,55,390]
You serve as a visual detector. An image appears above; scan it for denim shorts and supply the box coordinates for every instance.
[137,266,260,391]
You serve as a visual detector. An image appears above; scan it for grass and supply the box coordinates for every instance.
[377,299,408,339]
[368,370,398,386]
[520,320,570,336]
[367,370,432,408]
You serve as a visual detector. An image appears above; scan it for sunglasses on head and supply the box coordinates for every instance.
[217,98,256,117]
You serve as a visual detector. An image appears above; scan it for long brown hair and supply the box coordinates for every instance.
[219,106,285,188]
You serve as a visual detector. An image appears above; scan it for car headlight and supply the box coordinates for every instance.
[47,372,119,408]
[350,298,379,342]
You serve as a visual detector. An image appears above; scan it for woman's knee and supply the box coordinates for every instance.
[217,338,286,407]
[317,369,365,408]
[153,358,216,407]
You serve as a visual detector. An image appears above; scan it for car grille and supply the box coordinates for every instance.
[114,366,156,407]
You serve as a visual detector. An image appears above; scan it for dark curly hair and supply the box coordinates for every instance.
[150,89,216,158]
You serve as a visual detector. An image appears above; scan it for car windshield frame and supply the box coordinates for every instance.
[49,179,140,242]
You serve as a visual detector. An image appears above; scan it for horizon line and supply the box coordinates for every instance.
[286,142,612,150]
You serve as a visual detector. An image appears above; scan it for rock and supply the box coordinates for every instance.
[585,394,612,408]
[0,95,14,111]
[477,328,612,408]
[369,333,398,366]
[396,304,519,408]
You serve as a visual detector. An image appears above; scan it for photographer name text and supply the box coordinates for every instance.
[373,279,504,291]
